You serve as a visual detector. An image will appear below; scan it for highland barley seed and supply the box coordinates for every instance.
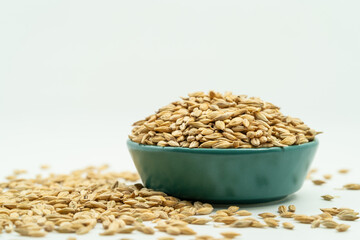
[129,91,319,148]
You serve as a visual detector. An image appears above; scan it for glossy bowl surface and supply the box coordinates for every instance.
[127,139,318,203]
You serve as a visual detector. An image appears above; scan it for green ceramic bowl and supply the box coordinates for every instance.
[127,139,318,203]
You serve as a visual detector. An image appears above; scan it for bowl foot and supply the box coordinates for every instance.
[183,195,289,204]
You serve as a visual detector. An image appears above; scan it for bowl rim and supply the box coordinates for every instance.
[127,138,318,154]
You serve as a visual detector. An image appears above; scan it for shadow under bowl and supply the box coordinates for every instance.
[127,139,318,203]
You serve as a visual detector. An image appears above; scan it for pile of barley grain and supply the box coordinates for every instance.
[129,91,320,148]
[0,166,357,239]
[0,166,215,238]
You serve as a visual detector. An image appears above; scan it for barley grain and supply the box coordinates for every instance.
[158,237,175,240]
[251,221,267,228]
[278,205,287,214]
[280,212,294,218]
[230,219,253,228]
[220,231,241,238]
[264,218,278,228]
[282,222,294,230]
[312,180,326,185]
[337,210,359,221]
[321,195,334,201]
[40,164,50,170]
[166,226,181,235]
[179,226,196,235]
[288,205,296,213]
[195,235,216,240]
[318,212,333,219]
[343,183,360,190]
[227,206,240,213]
[311,219,321,228]
[336,224,350,232]
[0,165,213,238]
[258,212,277,218]
[323,174,332,180]
[236,210,252,216]
[293,215,315,224]
[130,91,319,148]
[338,169,349,174]
[321,219,338,228]
[320,208,340,216]
[196,207,213,215]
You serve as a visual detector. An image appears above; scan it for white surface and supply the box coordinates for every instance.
[0,0,360,239]
[0,167,359,240]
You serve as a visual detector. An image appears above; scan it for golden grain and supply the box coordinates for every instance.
[251,221,267,228]
[278,205,287,214]
[236,210,252,216]
[227,206,240,213]
[0,165,214,238]
[336,224,351,232]
[320,208,340,216]
[40,164,50,170]
[288,205,296,213]
[215,216,238,225]
[337,210,359,221]
[196,207,213,215]
[264,218,279,228]
[2,163,358,239]
[311,219,321,228]
[318,212,333,219]
[312,180,326,185]
[179,226,196,235]
[293,215,315,224]
[158,237,175,240]
[282,222,294,230]
[321,195,334,201]
[230,219,253,228]
[130,91,319,148]
[343,183,360,190]
[220,231,241,238]
[195,235,216,240]
[323,174,332,180]
[166,226,181,235]
[280,212,294,218]
[191,218,211,225]
[258,212,277,218]
[321,219,338,229]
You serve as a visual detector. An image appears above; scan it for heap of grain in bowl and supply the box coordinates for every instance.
[129,91,320,148]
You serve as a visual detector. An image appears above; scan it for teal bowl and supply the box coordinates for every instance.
[127,139,318,203]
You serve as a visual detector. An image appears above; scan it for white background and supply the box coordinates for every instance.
[0,1,359,239]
